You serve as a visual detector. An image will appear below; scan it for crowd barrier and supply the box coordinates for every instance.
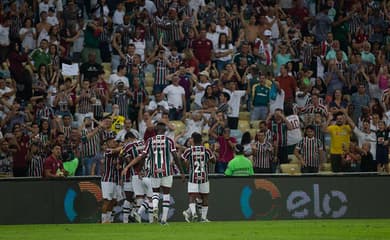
[1,174,389,224]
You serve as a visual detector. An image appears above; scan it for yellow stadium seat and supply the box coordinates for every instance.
[280,163,301,175]
[247,128,258,139]
[170,121,185,136]
[250,120,261,129]
[239,111,250,121]
[238,120,250,133]
[288,154,299,164]
[145,86,153,95]
[321,163,332,172]
[145,75,154,87]
[102,62,111,72]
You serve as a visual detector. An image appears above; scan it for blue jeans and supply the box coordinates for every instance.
[215,162,228,174]
[251,106,268,121]
[77,154,102,176]
[169,108,183,120]
[215,60,230,72]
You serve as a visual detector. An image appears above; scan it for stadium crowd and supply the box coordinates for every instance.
[0,0,390,180]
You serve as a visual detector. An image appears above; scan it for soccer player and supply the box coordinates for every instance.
[181,132,215,222]
[294,125,324,173]
[101,132,121,223]
[123,122,185,224]
[121,131,153,223]
[252,130,274,173]
[120,133,136,223]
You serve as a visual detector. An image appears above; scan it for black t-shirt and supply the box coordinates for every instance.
[80,62,103,82]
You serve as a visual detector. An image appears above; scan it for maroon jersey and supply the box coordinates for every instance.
[43,155,64,177]
[121,139,145,177]
[143,135,176,178]
[182,146,214,184]
[102,149,119,182]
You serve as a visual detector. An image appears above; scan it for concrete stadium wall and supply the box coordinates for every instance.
[1,174,389,224]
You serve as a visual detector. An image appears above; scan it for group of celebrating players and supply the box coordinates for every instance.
[101,122,214,224]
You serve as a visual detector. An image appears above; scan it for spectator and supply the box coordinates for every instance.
[163,75,186,120]
[43,144,68,178]
[252,130,274,173]
[294,125,324,173]
[324,112,352,172]
[211,127,236,173]
[224,144,254,176]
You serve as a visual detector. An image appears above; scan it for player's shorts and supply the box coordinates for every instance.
[101,181,116,200]
[123,181,133,192]
[115,184,125,201]
[132,175,153,197]
[151,176,173,189]
[188,181,210,194]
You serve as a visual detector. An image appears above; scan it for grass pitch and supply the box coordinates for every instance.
[1,219,389,240]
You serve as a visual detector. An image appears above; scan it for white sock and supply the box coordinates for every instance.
[107,211,112,222]
[123,200,131,223]
[201,206,208,220]
[138,200,148,215]
[148,200,153,223]
[101,213,107,223]
[161,194,170,222]
[152,192,159,210]
[189,203,196,216]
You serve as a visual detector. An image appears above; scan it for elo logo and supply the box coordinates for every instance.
[240,179,348,219]
[240,179,281,219]
[64,181,102,222]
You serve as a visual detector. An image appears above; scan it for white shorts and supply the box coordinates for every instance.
[101,181,116,200]
[115,184,125,201]
[132,175,153,197]
[188,182,210,194]
[151,176,173,189]
[123,181,133,192]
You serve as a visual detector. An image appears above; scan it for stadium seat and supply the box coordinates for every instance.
[238,120,250,133]
[250,120,261,129]
[321,163,332,172]
[288,154,299,164]
[239,112,250,121]
[170,121,185,136]
[247,128,258,139]
[145,86,153,95]
[145,73,154,87]
[280,163,301,175]
[102,63,111,73]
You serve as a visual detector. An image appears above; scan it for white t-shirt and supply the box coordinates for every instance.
[270,89,285,114]
[140,0,157,17]
[224,89,246,118]
[39,2,53,14]
[113,10,125,25]
[0,25,10,46]
[189,0,205,13]
[265,16,280,39]
[216,25,230,37]
[206,32,219,50]
[183,119,204,139]
[148,99,169,112]
[214,43,234,62]
[138,120,147,139]
[19,28,37,50]
[47,15,59,26]
[193,82,210,107]
[163,84,185,109]
[286,114,302,146]
[129,38,145,61]
[353,127,377,160]
[108,74,129,88]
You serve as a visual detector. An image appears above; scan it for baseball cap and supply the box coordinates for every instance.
[264,29,272,37]
[199,71,209,79]
[235,144,244,154]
